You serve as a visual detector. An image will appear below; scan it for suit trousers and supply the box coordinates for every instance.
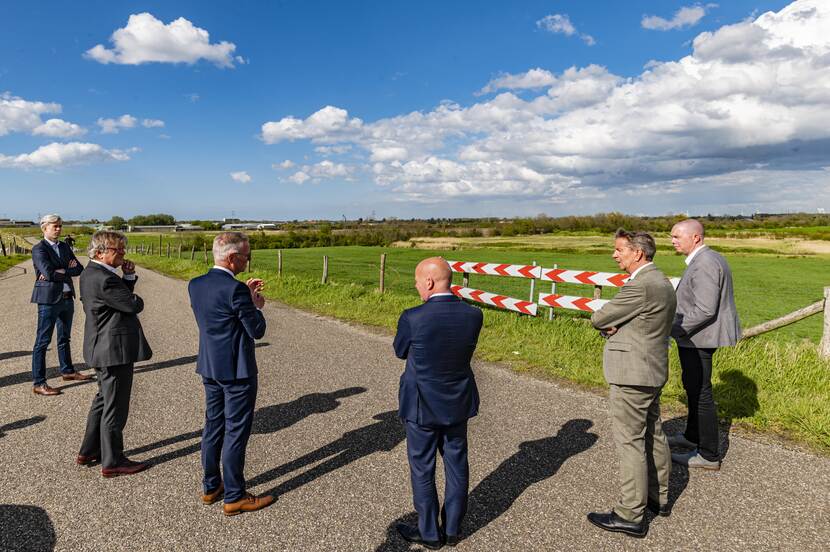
[79,363,134,468]
[679,346,720,461]
[31,297,75,385]
[609,384,671,523]
[201,376,258,503]
[405,419,469,542]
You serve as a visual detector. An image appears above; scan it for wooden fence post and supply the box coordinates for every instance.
[379,253,387,293]
[203,244,208,263]
[158,234,162,256]
[178,244,182,259]
[529,260,537,303]
[593,285,603,300]
[190,245,196,261]
[462,272,469,287]
[166,244,170,258]
[0,236,6,257]
[548,263,557,321]
[322,255,328,284]
[821,287,830,360]
[277,249,283,277]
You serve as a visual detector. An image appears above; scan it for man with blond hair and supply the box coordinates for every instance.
[188,232,272,516]
[392,257,483,549]
[30,213,90,396]
[77,230,152,477]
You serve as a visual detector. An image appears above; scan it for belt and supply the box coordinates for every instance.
[62,292,73,299]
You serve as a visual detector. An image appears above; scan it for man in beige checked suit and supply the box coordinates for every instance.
[587,229,677,538]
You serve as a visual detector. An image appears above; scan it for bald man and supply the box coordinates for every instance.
[392,257,483,549]
[669,219,741,470]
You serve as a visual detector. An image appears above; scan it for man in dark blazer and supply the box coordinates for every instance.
[188,232,273,516]
[77,231,152,477]
[669,219,741,470]
[30,214,91,396]
[588,230,676,538]
[393,257,483,549]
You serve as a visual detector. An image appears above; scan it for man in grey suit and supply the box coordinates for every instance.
[588,230,676,538]
[77,231,152,477]
[669,219,741,470]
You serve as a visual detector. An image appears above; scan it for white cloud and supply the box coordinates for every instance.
[97,114,137,134]
[536,14,595,46]
[142,118,165,128]
[32,118,86,138]
[260,0,830,211]
[230,171,251,183]
[477,68,557,95]
[286,171,310,184]
[85,13,240,68]
[0,92,85,138]
[0,142,131,169]
[642,4,713,31]
[274,160,295,169]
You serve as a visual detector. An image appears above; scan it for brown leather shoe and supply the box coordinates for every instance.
[76,454,99,466]
[32,384,62,396]
[102,459,150,478]
[62,372,93,381]
[202,483,224,505]
[223,493,274,516]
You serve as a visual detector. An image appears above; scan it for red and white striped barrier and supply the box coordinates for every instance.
[538,293,609,313]
[447,261,540,279]
[451,285,538,316]
[539,268,629,287]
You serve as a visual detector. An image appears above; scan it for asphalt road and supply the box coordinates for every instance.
[0,258,828,551]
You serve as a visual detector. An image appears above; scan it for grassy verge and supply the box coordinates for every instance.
[131,252,830,454]
[0,254,30,274]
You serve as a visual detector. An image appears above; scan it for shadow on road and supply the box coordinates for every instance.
[0,415,46,439]
[125,386,366,466]
[0,350,30,362]
[374,419,599,551]
[249,410,405,498]
[0,505,55,551]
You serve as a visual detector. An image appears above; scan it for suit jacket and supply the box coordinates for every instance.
[393,295,482,427]
[671,247,741,348]
[188,268,266,381]
[30,239,83,304]
[80,262,152,368]
[591,264,677,388]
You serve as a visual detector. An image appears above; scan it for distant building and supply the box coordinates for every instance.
[257,223,277,230]
[221,223,261,231]
[0,218,36,227]
[223,217,241,224]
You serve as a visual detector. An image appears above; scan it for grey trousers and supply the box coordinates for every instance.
[79,363,134,468]
[609,384,671,523]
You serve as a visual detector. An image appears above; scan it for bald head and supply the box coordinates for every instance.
[414,257,452,300]
[671,218,705,255]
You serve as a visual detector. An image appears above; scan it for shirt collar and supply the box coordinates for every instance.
[629,262,653,280]
[212,265,236,278]
[90,259,118,273]
[685,244,707,266]
[429,292,454,298]
[44,237,59,247]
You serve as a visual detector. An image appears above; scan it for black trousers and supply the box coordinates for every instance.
[79,363,134,468]
[678,347,719,461]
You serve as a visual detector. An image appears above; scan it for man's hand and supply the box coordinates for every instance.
[122,260,135,274]
[68,259,78,268]
[38,274,47,281]
[599,327,618,338]
[247,278,265,309]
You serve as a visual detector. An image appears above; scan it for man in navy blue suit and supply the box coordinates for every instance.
[30,214,92,396]
[393,257,483,549]
[188,232,274,516]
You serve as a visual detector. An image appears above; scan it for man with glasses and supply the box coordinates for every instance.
[30,213,91,396]
[77,230,152,477]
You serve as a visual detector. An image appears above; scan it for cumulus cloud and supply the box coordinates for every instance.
[230,171,251,183]
[85,13,241,68]
[286,171,310,184]
[536,14,595,46]
[142,118,165,128]
[642,4,713,31]
[274,160,295,169]
[260,0,830,211]
[0,142,131,169]
[281,160,354,184]
[0,93,85,138]
[97,114,137,134]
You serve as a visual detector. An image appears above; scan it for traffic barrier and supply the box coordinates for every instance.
[451,285,538,316]
[448,261,540,279]
[538,293,608,313]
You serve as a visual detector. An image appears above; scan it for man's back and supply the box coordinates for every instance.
[188,269,266,381]
[394,295,483,427]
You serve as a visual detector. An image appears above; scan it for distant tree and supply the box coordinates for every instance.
[108,216,127,230]
[128,213,176,226]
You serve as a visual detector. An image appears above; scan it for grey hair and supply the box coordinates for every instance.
[212,232,249,263]
[40,213,62,230]
[615,228,657,261]
[88,230,127,259]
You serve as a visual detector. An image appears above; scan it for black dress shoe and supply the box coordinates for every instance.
[647,499,671,517]
[396,523,442,550]
[587,511,647,538]
[445,534,461,547]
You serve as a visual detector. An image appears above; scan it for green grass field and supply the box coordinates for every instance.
[0,254,30,274]
[124,244,830,453]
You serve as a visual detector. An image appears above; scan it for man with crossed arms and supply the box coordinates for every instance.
[588,230,676,538]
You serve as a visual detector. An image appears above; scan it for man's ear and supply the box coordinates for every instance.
[426,277,435,290]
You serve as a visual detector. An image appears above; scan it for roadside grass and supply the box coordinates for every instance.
[130,252,830,453]
[0,254,29,273]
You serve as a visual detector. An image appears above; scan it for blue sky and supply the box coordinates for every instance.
[2,0,828,221]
